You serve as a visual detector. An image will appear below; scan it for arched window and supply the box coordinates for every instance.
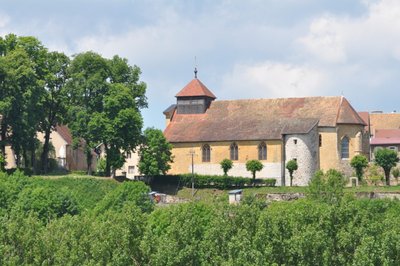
[341,136,349,159]
[230,142,238,161]
[202,144,211,162]
[258,142,267,160]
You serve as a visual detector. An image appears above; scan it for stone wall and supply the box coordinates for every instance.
[169,140,283,175]
[284,125,319,186]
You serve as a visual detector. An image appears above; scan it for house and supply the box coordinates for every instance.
[36,125,95,171]
[163,74,368,186]
[367,112,400,158]
[95,144,140,179]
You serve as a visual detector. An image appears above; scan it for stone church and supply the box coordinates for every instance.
[163,73,368,186]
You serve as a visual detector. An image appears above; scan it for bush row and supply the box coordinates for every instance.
[147,174,276,189]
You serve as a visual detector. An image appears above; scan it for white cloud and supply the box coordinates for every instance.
[299,0,400,63]
[220,62,328,100]
[0,13,10,28]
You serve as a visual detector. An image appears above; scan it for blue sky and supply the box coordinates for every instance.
[1,0,399,129]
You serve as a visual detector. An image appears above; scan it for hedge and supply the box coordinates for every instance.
[146,174,276,189]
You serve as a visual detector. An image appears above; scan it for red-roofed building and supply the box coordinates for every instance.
[163,75,369,186]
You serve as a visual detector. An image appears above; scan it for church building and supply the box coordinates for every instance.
[163,72,368,186]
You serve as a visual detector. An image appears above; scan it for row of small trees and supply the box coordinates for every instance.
[220,158,298,186]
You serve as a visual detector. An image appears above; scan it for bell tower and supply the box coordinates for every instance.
[175,68,216,114]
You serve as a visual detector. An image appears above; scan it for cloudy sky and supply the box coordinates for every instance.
[1,0,400,129]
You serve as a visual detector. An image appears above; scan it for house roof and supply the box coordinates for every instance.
[164,96,365,143]
[55,125,73,145]
[175,78,216,99]
[370,113,400,135]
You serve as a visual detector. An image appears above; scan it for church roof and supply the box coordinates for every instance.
[175,78,216,99]
[164,96,365,143]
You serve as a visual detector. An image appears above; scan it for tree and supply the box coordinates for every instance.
[374,148,399,186]
[286,159,298,186]
[138,128,173,176]
[39,51,70,174]
[350,154,369,181]
[246,160,263,185]
[220,158,233,176]
[307,169,346,204]
[67,52,147,176]
[0,34,47,171]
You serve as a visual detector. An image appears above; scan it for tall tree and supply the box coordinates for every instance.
[374,148,399,186]
[67,52,147,176]
[0,34,47,171]
[39,51,70,174]
[138,128,173,176]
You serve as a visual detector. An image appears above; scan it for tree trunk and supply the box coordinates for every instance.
[290,174,293,187]
[30,141,36,174]
[86,147,93,176]
[252,172,256,187]
[104,144,111,177]
[40,127,52,174]
[385,168,391,186]
[0,122,6,171]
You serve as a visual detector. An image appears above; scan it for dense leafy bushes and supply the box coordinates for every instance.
[4,172,400,264]
[149,174,276,189]
[94,181,153,214]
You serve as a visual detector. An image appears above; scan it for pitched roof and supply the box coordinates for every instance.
[370,113,400,135]
[164,96,365,143]
[371,129,400,145]
[55,125,73,145]
[175,78,216,99]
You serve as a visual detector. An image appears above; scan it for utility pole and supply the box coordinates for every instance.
[188,149,196,197]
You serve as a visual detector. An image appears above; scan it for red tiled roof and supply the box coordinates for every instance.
[375,129,400,138]
[175,79,216,99]
[164,96,365,143]
[371,138,400,145]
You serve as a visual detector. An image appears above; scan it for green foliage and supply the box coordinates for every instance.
[150,174,276,189]
[96,157,106,176]
[392,167,400,181]
[246,159,264,183]
[138,127,173,176]
[14,185,80,222]
[220,158,233,176]
[307,169,346,204]
[286,159,298,186]
[4,172,400,264]
[375,148,399,185]
[350,154,369,181]
[94,181,153,214]
[67,52,147,176]
[366,163,384,186]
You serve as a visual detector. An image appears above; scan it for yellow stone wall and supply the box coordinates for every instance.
[169,140,282,174]
[319,125,366,172]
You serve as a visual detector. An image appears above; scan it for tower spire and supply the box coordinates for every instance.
[194,67,198,79]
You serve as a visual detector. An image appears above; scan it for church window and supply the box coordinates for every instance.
[230,143,238,161]
[341,136,349,159]
[202,144,211,162]
[319,134,322,147]
[258,142,267,160]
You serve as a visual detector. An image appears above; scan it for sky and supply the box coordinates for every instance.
[1,0,400,130]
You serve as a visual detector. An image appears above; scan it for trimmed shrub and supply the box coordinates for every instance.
[149,174,276,189]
